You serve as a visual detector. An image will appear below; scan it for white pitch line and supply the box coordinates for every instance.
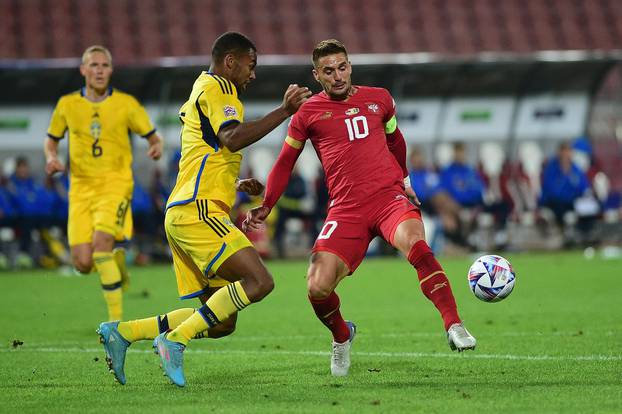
[2,347,621,362]
[14,329,618,348]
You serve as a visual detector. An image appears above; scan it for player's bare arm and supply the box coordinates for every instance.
[236,178,264,196]
[217,84,311,152]
[43,137,65,175]
[146,132,164,160]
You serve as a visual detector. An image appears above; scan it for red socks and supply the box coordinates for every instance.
[408,240,461,330]
[309,292,350,343]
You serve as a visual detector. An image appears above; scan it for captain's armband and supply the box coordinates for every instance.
[384,115,397,134]
[285,136,304,149]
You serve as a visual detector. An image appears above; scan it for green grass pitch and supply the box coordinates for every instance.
[1,252,620,413]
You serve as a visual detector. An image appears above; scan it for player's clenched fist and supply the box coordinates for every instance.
[45,157,65,175]
[281,84,312,115]
[242,205,270,232]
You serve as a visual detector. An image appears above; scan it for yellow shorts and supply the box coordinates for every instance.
[68,178,133,246]
[165,199,253,299]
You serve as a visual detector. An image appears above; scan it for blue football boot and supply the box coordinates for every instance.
[153,332,186,387]
[97,321,130,385]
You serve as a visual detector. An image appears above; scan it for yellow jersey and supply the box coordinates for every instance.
[166,72,244,211]
[47,87,155,183]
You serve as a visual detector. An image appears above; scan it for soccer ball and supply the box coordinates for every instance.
[468,255,515,302]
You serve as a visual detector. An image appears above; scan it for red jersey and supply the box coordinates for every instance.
[287,86,404,210]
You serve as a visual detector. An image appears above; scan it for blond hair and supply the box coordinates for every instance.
[81,45,112,65]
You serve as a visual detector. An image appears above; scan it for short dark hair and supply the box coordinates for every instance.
[312,39,348,67]
[15,156,29,167]
[211,32,256,64]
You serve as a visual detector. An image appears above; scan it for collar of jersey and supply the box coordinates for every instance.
[80,86,113,102]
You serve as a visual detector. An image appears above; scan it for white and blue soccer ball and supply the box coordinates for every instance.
[468,255,515,302]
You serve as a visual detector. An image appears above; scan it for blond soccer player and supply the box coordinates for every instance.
[44,46,164,321]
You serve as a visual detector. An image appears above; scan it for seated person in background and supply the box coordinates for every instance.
[273,165,308,258]
[6,156,53,263]
[440,142,485,209]
[408,146,467,247]
[0,179,16,269]
[540,142,596,241]
[0,177,16,228]
[131,181,158,264]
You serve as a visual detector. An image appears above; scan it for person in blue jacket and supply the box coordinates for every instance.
[439,142,485,208]
[7,157,55,257]
[540,142,590,225]
[409,146,467,247]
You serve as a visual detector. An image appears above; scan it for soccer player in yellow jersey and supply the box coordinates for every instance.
[44,46,164,322]
[97,32,311,386]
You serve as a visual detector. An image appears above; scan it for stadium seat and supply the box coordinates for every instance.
[435,143,454,169]
[517,141,544,205]
[0,1,18,58]
[247,147,276,184]
[3,0,622,59]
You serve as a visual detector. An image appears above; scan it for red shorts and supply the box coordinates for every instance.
[312,190,421,273]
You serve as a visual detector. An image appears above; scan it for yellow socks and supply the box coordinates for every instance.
[168,281,250,345]
[112,248,130,292]
[117,308,196,342]
[94,251,123,321]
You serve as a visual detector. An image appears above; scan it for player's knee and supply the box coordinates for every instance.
[307,274,334,299]
[92,231,115,252]
[72,255,93,274]
[399,228,426,255]
[405,234,425,251]
[306,264,337,299]
[244,272,274,302]
[307,283,333,299]
[256,274,275,299]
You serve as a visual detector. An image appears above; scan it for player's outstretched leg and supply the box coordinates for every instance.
[98,310,195,385]
[307,252,354,376]
[97,321,130,385]
[393,219,476,351]
[97,290,239,384]
[154,248,274,386]
[407,239,476,351]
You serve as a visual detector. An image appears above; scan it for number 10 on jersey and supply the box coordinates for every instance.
[345,116,369,141]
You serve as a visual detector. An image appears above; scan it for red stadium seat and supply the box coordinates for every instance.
[2,0,622,59]
[0,0,18,58]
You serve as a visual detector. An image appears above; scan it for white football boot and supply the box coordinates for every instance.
[330,321,356,376]
[447,322,476,352]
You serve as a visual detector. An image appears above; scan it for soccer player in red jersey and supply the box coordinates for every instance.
[244,39,476,376]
